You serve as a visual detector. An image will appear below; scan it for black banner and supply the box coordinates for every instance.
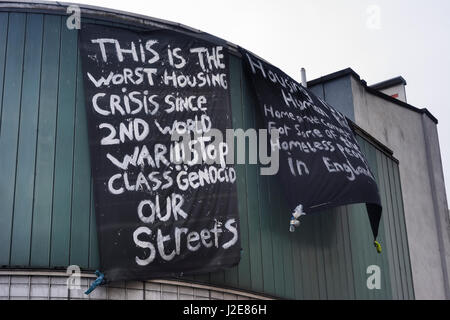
[239,48,382,240]
[79,24,240,282]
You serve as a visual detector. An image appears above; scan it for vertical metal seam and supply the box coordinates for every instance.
[385,156,404,299]
[289,206,297,299]
[380,154,396,299]
[238,59,248,288]
[0,13,9,133]
[379,153,396,299]
[373,151,391,299]
[86,171,94,269]
[391,162,411,299]
[87,179,93,268]
[251,86,264,294]
[318,216,328,300]
[312,219,321,299]
[340,208,352,299]
[390,159,408,299]
[289,230,301,298]
[393,163,415,299]
[345,206,357,299]
[48,15,62,268]
[389,158,407,299]
[71,30,79,267]
[28,13,45,266]
[361,139,375,300]
[242,70,254,292]
[333,210,344,299]
[266,180,276,295]
[235,57,242,288]
[68,40,80,268]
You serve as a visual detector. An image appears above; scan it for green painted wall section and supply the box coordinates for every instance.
[0,11,414,299]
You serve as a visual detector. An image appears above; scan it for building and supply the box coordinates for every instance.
[0,1,446,300]
[309,69,450,299]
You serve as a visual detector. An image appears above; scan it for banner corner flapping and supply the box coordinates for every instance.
[238,47,382,251]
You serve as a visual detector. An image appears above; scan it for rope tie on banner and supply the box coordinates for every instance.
[85,270,106,295]
[374,240,382,254]
[289,204,306,233]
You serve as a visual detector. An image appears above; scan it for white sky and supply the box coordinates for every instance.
[73,0,450,205]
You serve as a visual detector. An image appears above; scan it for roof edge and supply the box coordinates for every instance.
[308,68,438,125]
[0,1,243,52]
[307,67,361,87]
[364,85,438,124]
[369,76,407,91]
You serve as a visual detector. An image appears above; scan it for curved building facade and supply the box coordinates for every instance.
[0,1,414,299]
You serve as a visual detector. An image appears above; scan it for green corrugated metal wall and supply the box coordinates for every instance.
[0,11,414,299]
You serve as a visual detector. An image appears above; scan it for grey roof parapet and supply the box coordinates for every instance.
[370,76,407,91]
[307,68,438,124]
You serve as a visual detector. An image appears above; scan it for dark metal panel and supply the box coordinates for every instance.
[69,51,91,268]
[381,154,403,298]
[279,191,296,299]
[220,55,241,288]
[0,12,8,128]
[347,203,369,299]
[258,160,276,295]
[88,178,100,269]
[320,209,343,299]
[392,163,415,299]
[290,217,305,299]
[267,172,287,297]
[336,206,356,299]
[339,206,357,299]
[356,138,375,300]
[312,212,328,299]
[30,14,61,267]
[361,137,393,299]
[376,151,398,299]
[296,206,321,299]
[387,156,409,298]
[9,13,44,267]
[50,18,78,267]
[0,12,26,266]
[365,139,393,299]
[228,55,252,291]
[241,64,264,294]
